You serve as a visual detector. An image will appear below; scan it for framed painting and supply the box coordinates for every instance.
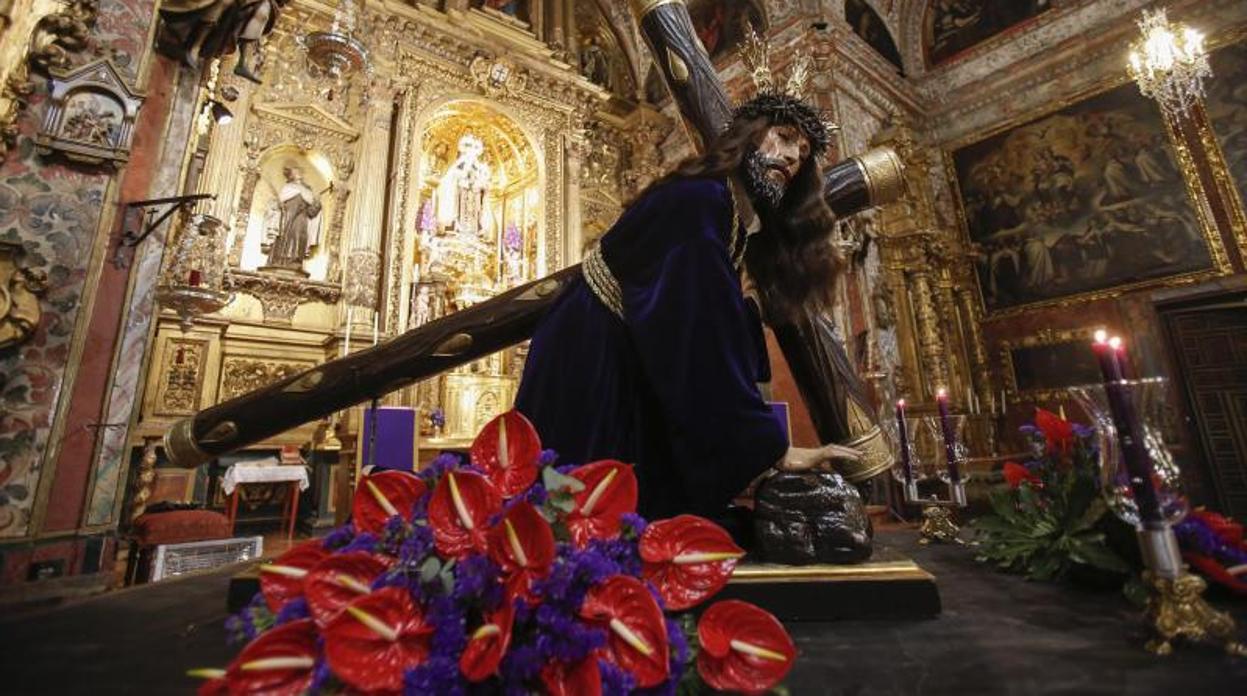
[1205,37,1247,225]
[950,79,1227,315]
[925,0,1051,66]
[999,329,1103,403]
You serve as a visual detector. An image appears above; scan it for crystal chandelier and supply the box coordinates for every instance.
[302,0,371,86]
[1127,8,1211,117]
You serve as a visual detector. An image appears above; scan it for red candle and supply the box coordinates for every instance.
[188,269,202,287]
[936,389,960,484]
[896,399,913,484]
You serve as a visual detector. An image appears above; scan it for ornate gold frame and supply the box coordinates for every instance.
[944,74,1235,320]
[997,327,1102,404]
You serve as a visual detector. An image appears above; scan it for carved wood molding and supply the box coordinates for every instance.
[228,268,342,322]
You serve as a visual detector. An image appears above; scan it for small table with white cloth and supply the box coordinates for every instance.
[221,459,310,540]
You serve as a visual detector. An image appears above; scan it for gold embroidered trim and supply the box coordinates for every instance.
[726,178,746,271]
[583,243,624,319]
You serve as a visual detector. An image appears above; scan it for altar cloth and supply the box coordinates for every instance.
[221,460,310,495]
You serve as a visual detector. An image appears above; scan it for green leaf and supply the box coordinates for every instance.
[419,557,442,584]
[1069,536,1132,574]
[542,466,585,494]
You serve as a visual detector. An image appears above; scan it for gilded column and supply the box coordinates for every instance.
[908,267,949,395]
[343,96,395,331]
[956,281,991,411]
[198,76,255,262]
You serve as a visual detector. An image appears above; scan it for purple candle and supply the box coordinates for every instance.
[896,399,913,484]
[936,389,961,484]
[1092,335,1162,525]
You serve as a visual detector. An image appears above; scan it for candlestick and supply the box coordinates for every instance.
[343,307,353,358]
[936,389,961,484]
[372,312,380,346]
[896,399,913,485]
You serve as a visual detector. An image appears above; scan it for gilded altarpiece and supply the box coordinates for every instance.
[134,0,638,471]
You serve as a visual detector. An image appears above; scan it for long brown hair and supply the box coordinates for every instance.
[643,115,843,322]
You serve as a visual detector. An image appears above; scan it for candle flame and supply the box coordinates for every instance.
[936,388,947,399]
[1108,336,1123,350]
[897,399,906,408]
[1093,329,1108,343]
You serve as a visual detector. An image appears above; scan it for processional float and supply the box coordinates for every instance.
[164,0,903,486]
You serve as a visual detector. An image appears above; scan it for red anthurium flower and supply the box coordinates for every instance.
[194,676,228,696]
[540,655,603,696]
[566,461,638,547]
[259,540,331,612]
[579,575,669,688]
[1002,461,1040,489]
[1034,408,1074,454]
[640,515,745,610]
[428,470,502,558]
[352,470,428,535]
[487,502,556,603]
[324,587,435,694]
[304,552,392,627]
[471,410,542,498]
[1191,509,1245,545]
[697,600,796,696]
[460,601,516,682]
[225,619,318,696]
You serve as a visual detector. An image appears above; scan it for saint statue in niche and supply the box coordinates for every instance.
[435,134,493,239]
[265,165,324,270]
[580,35,611,89]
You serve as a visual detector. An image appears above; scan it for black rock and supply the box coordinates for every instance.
[753,471,874,564]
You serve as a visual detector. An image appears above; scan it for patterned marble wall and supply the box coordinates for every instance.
[0,0,159,539]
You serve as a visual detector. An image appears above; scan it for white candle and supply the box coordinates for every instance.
[344,307,353,357]
[372,312,380,346]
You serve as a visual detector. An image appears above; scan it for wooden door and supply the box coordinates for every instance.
[1164,304,1247,519]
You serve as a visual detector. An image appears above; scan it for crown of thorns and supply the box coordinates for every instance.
[732,92,831,156]
[733,24,837,156]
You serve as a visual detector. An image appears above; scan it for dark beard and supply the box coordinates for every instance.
[741,149,787,211]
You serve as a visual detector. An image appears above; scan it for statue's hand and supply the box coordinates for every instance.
[776,443,862,473]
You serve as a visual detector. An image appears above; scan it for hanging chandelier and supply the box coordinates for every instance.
[302,0,371,84]
[1127,8,1211,117]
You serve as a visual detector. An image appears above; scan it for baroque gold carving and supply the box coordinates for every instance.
[229,269,343,322]
[0,0,98,163]
[469,54,528,98]
[155,339,207,415]
[219,357,313,401]
[0,240,48,350]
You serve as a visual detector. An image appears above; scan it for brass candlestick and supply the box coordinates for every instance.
[1137,527,1246,657]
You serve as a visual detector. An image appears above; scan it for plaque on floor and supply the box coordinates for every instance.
[716,546,940,621]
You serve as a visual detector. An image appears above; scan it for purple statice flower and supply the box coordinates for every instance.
[1072,422,1096,440]
[524,483,549,507]
[453,554,504,610]
[555,462,578,475]
[532,602,606,664]
[599,658,636,695]
[274,597,310,625]
[430,407,447,429]
[308,640,333,694]
[499,643,544,687]
[1175,515,1247,567]
[404,656,464,696]
[538,450,559,467]
[398,522,434,566]
[322,523,355,550]
[587,536,643,578]
[225,593,273,646]
[504,223,523,251]
[420,452,463,484]
[341,531,379,554]
[621,512,648,537]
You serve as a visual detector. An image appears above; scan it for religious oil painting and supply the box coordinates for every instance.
[688,0,766,62]
[845,0,903,73]
[952,81,1213,313]
[1008,340,1104,395]
[474,0,529,23]
[925,0,1052,65]
[1205,39,1247,213]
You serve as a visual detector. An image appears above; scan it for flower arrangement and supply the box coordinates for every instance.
[973,409,1135,583]
[1174,509,1247,595]
[200,410,796,695]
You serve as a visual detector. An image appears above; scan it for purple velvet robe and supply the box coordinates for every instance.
[515,178,788,520]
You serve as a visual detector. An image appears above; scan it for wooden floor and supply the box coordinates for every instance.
[2,530,1245,695]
